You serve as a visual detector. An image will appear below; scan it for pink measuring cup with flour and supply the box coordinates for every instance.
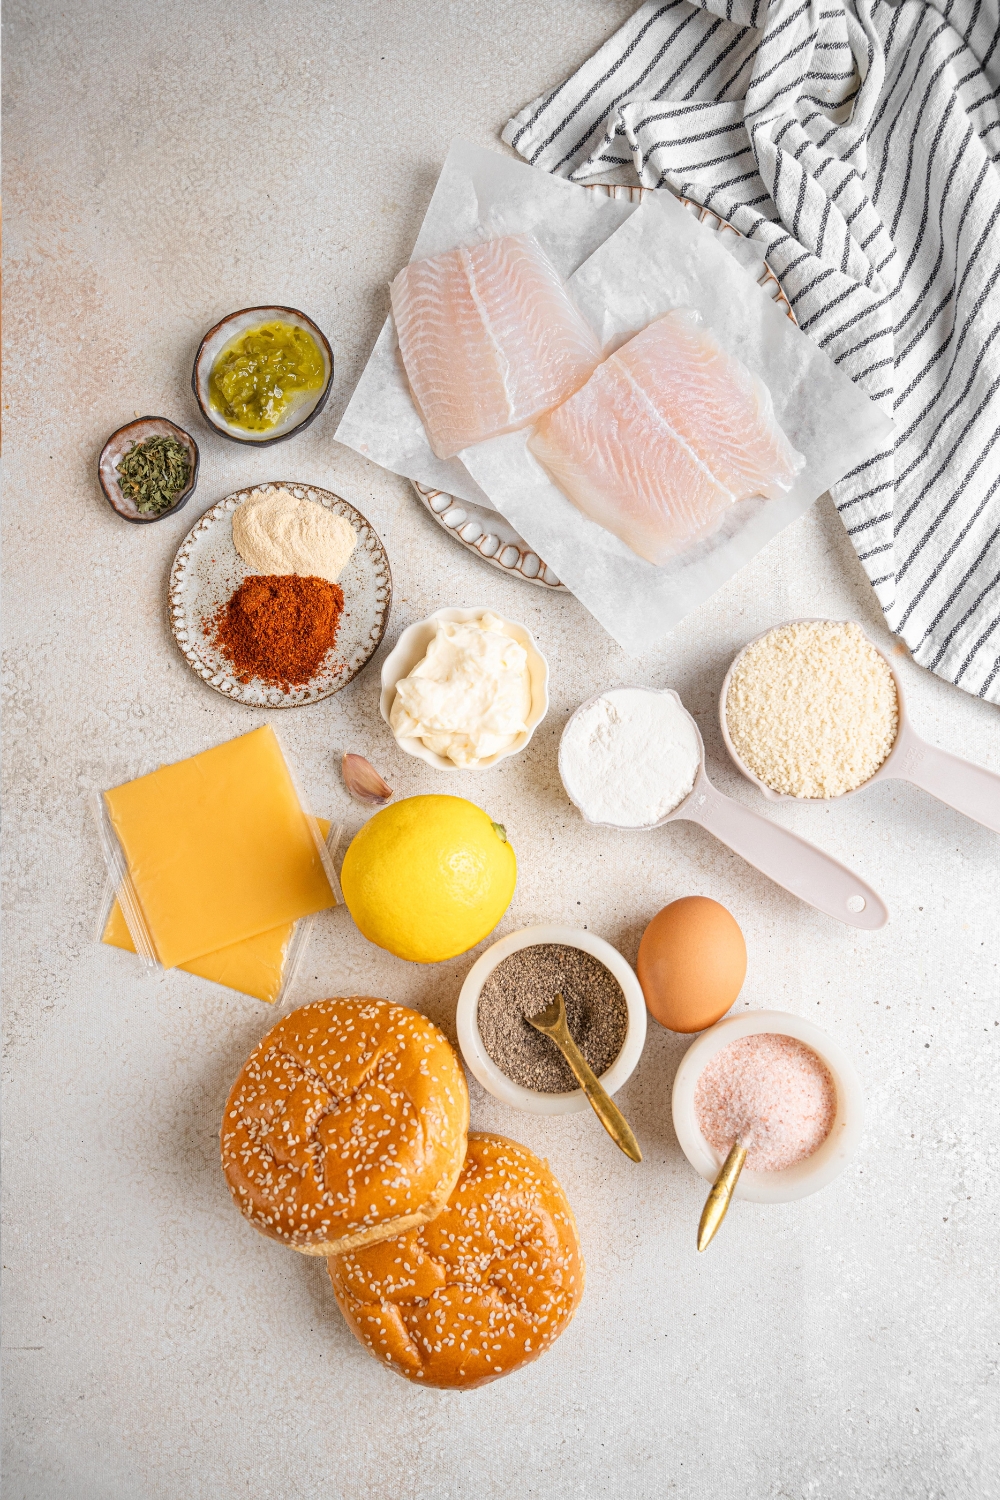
[559,687,888,931]
[719,619,1000,835]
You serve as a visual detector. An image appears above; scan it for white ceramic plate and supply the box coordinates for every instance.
[168,482,391,707]
[412,191,796,585]
[411,481,565,588]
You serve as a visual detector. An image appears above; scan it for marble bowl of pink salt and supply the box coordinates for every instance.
[671,1011,863,1203]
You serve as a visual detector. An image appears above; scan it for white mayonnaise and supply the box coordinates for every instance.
[389,613,532,767]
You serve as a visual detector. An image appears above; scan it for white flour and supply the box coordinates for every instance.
[559,688,702,828]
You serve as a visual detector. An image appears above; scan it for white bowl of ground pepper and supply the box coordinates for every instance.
[456,925,647,1115]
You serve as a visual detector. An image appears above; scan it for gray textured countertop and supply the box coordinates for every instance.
[3,3,998,1497]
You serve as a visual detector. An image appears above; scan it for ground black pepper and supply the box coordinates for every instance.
[476,943,628,1093]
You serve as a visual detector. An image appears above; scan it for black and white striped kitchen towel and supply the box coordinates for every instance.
[504,0,1000,702]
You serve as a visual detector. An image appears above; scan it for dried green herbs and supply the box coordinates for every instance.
[116,435,191,515]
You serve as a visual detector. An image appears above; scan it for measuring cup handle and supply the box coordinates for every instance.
[891,732,1000,835]
[681,778,889,929]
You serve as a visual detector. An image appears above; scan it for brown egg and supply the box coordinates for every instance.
[637,896,747,1033]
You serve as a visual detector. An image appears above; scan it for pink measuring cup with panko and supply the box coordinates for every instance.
[719,618,1000,835]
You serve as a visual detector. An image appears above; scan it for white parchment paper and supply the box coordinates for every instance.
[335,139,767,510]
[334,139,639,508]
[336,141,893,653]
[461,192,894,652]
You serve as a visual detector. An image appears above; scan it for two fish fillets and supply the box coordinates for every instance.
[392,234,804,562]
[390,234,601,459]
[529,309,805,564]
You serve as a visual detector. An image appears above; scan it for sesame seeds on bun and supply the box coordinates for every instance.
[220,998,469,1257]
[328,1132,585,1389]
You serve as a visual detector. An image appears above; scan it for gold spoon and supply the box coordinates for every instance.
[697,1139,748,1251]
[526,993,642,1162]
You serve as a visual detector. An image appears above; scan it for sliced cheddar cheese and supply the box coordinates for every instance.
[102,819,332,1003]
[102,726,335,969]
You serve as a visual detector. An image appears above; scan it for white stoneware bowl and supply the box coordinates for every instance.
[379,606,549,770]
[671,1009,864,1203]
[456,925,647,1116]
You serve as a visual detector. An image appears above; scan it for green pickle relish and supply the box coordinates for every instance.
[208,321,326,432]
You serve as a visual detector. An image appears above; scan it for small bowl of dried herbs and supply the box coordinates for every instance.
[98,416,200,524]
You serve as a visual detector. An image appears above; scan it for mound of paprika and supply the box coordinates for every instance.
[213,574,344,691]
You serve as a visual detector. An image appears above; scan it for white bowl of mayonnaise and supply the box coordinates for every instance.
[379,607,549,770]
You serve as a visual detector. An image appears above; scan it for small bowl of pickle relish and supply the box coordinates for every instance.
[192,305,334,446]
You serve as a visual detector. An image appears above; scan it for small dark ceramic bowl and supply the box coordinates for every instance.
[191,305,334,446]
[98,416,200,524]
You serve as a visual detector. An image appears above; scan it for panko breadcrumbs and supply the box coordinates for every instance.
[725,620,898,799]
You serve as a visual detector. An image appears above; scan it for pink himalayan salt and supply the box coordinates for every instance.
[694,1033,836,1172]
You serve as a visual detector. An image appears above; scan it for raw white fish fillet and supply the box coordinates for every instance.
[527,308,805,565]
[390,234,602,460]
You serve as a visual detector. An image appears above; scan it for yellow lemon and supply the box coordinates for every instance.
[340,795,516,964]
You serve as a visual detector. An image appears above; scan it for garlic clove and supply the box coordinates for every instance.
[342,752,393,807]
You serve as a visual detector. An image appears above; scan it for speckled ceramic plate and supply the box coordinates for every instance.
[168,482,391,707]
[412,190,796,586]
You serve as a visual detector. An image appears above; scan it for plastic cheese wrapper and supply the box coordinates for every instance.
[336,139,894,654]
[94,725,338,971]
[100,819,337,1004]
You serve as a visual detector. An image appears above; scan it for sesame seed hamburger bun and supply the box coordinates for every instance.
[328,1132,584,1389]
[220,998,469,1257]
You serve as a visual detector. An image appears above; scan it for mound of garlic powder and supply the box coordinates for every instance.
[232,487,356,583]
[390,613,532,767]
[725,620,899,798]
